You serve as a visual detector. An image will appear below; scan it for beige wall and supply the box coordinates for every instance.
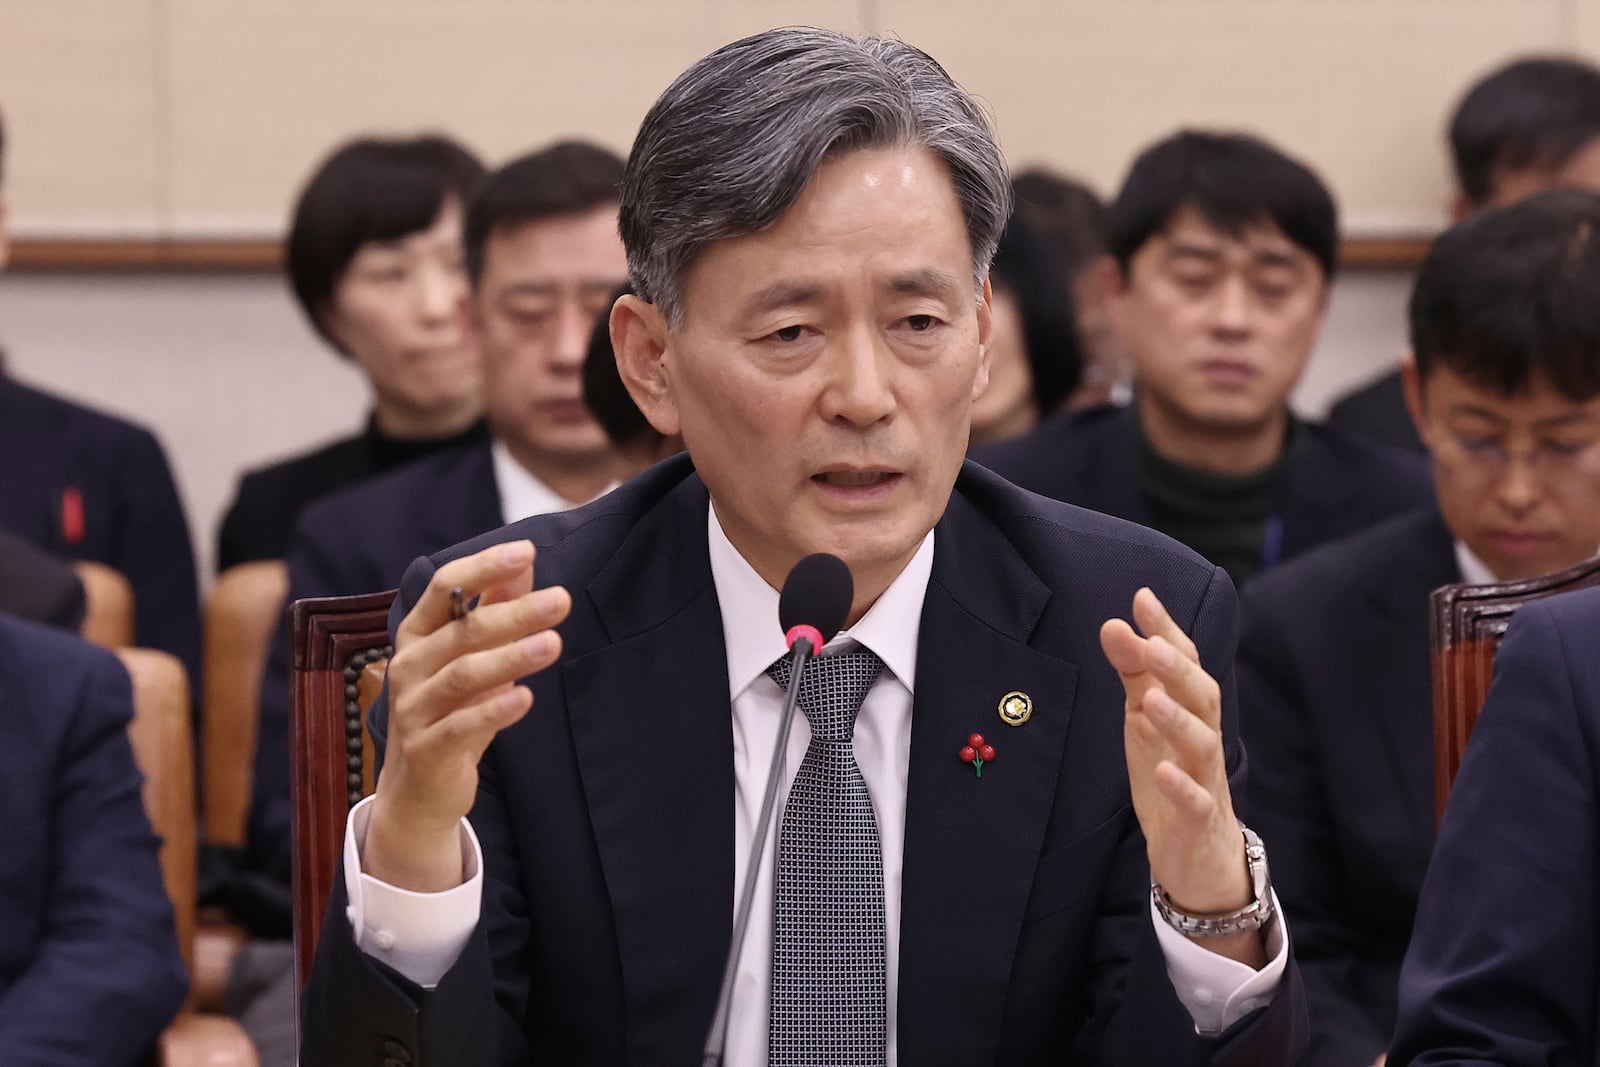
[1,0,1597,238]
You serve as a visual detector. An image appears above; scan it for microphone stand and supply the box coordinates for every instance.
[701,631,819,1066]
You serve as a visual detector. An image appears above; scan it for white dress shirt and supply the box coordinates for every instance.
[489,439,615,523]
[343,504,1288,1061]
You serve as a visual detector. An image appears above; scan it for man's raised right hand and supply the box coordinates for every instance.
[362,540,571,892]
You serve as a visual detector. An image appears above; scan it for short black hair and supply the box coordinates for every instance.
[464,141,625,284]
[989,212,1082,415]
[1450,56,1600,206]
[1011,168,1108,280]
[581,284,656,448]
[1107,130,1339,279]
[1410,188,1600,402]
[286,134,486,350]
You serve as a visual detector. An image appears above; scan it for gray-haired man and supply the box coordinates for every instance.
[301,28,1306,1065]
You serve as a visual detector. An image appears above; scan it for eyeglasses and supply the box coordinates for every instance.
[1435,430,1600,486]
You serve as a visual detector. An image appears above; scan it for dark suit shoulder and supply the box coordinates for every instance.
[0,612,123,686]
[0,376,163,449]
[428,454,697,573]
[957,457,1215,585]
[294,443,484,534]
[1326,370,1423,452]
[970,404,1126,495]
[219,432,374,569]
[1245,506,1447,613]
[1295,420,1430,493]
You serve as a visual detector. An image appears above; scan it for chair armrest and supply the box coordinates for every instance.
[157,1012,259,1067]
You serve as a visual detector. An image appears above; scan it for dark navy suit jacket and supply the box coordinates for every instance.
[1237,508,1458,1066]
[1326,371,1423,454]
[240,443,501,934]
[299,456,1308,1066]
[0,614,188,1064]
[1391,585,1600,1066]
[0,375,200,686]
[974,405,1431,583]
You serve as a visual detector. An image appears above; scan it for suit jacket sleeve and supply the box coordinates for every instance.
[301,553,536,1067]
[1076,567,1308,1066]
[111,427,201,687]
[1389,599,1600,1066]
[1237,584,1389,1065]
[0,645,188,1064]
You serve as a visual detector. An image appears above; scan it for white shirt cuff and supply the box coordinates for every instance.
[1149,888,1289,1035]
[343,794,483,989]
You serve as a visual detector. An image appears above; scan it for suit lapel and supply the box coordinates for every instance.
[561,474,735,1062]
[898,492,1080,1064]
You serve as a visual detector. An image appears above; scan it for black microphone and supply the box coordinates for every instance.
[703,553,853,1066]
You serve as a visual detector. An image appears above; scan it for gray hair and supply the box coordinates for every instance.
[619,27,1013,325]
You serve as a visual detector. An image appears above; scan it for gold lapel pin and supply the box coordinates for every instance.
[998,690,1033,726]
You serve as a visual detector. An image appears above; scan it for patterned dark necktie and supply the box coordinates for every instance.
[765,646,888,1067]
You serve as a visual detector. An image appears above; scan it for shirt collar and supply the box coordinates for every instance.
[707,503,933,701]
[1454,537,1600,585]
[490,439,616,523]
[1452,539,1499,586]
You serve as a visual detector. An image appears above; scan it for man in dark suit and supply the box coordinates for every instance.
[0,371,201,686]
[1239,190,1600,1065]
[300,28,1306,1065]
[1330,56,1600,453]
[977,131,1430,589]
[229,142,632,1066]
[0,613,188,1063]
[0,112,200,685]
[1389,584,1600,1065]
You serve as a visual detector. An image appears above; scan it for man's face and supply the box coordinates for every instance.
[473,205,629,471]
[617,147,991,599]
[1109,207,1328,434]
[325,197,481,427]
[1406,361,1600,580]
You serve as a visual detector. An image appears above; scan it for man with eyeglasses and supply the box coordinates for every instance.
[1235,188,1600,1067]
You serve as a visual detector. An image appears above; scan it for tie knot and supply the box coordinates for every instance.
[766,646,885,743]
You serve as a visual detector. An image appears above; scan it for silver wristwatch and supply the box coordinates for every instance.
[1151,823,1274,938]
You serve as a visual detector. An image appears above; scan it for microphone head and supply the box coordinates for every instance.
[778,553,854,649]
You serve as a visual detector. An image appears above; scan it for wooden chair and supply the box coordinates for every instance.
[287,589,397,1006]
[201,560,290,847]
[190,561,289,1012]
[1430,555,1600,823]
[117,647,258,1066]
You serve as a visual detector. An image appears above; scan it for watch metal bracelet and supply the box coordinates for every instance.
[1151,823,1274,938]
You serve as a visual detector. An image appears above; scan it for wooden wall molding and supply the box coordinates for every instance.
[10,233,1435,274]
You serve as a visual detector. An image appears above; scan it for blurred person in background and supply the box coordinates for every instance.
[966,212,1082,446]
[0,112,201,688]
[1013,167,1129,409]
[1330,55,1600,452]
[979,130,1430,589]
[581,283,683,471]
[215,134,488,573]
[234,141,630,1067]
[0,613,188,1065]
[1241,189,1600,1067]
